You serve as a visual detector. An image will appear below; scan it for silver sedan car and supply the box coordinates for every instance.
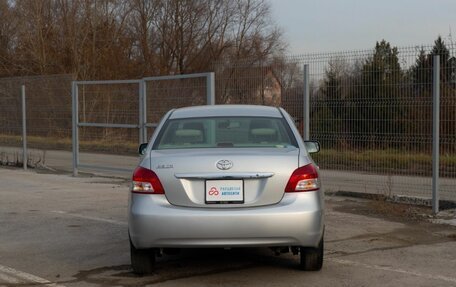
[129,105,324,274]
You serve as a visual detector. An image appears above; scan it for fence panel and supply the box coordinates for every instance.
[214,44,456,202]
[144,73,213,141]
[0,75,73,167]
[215,58,306,134]
[76,81,140,156]
[440,45,456,202]
[70,73,214,175]
[307,47,435,200]
[0,78,22,165]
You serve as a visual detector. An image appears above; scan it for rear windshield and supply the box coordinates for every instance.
[153,116,297,150]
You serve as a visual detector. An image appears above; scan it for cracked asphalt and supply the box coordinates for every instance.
[1,168,456,287]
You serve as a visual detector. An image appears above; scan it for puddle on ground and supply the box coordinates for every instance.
[63,248,302,286]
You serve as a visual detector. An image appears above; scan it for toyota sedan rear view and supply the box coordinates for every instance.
[128,105,324,274]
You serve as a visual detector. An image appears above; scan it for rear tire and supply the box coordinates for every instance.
[130,239,156,275]
[299,237,323,271]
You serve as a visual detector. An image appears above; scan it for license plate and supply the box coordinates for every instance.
[205,180,244,204]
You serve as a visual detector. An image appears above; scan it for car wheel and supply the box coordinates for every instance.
[299,237,323,271]
[130,239,156,275]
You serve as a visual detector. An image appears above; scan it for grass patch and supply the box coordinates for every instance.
[0,134,137,155]
[313,148,455,177]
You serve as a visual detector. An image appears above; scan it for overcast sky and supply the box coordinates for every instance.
[270,0,456,54]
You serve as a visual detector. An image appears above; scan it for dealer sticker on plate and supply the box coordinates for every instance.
[205,180,244,203]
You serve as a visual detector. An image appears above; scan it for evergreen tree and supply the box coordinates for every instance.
[316,59,347,148]
[352,40,404,147]
[431,36,450,62]
[410,36,452,87]
[431,36,451,82]
[410,48,432,89]
[322,59,346,119]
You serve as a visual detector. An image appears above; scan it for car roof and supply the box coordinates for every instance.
[169,105,283,119]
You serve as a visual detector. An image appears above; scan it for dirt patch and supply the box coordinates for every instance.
[366,199,433,221]
[328,194,433,222]
[328,196,456,244]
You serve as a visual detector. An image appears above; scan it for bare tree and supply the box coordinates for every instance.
[0,0,284,79]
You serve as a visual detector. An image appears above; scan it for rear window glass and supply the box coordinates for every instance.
[154,117,297,150]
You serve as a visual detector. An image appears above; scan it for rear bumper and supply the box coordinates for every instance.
[129,192,324,249]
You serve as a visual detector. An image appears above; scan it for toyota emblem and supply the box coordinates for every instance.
[216,159,233,170]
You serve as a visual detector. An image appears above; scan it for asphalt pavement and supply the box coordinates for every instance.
[1,168,456,286]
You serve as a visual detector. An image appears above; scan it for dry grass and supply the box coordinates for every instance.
[0,134,137,155]
[314,148,456,177]
[0,150,46,168]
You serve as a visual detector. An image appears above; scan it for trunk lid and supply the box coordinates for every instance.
[149,148,299,208]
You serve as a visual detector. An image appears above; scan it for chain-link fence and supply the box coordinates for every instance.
[0,75,73,167]
[0,74,213,174]
[76,81,141,155]
[71,74,214,175]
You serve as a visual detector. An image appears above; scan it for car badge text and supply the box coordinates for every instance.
[157,164,173,169]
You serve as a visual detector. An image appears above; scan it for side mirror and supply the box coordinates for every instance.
[304,140,320,154]
[138,143,148,155]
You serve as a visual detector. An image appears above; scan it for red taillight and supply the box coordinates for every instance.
[131,166,165,194]
[285,164,320,192]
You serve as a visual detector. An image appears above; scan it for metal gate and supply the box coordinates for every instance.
[71,73,215,176]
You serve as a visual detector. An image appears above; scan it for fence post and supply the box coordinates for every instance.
[143,80,148,143]
[21,85,27,170]
[72,81,79,177]
[139,80,147,144]
[207,72,215,105]
[432,55,440,214]
[303,64,310,140]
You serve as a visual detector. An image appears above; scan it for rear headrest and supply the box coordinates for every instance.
[250,119,273,129]
[175,129,202,137]
[250,128,276,136]
[183,122,204,130]
[250,127,277,142]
